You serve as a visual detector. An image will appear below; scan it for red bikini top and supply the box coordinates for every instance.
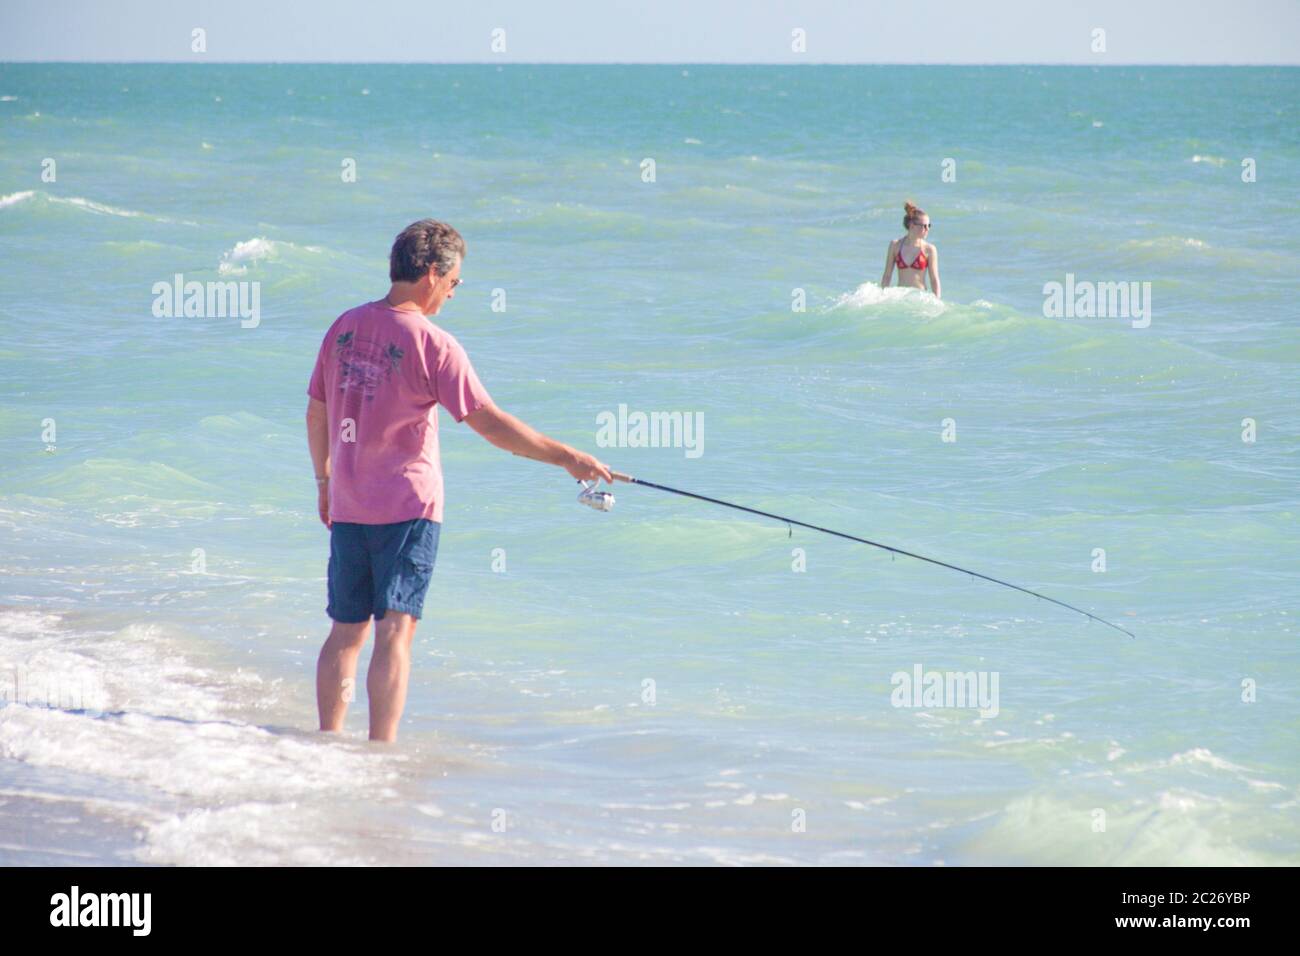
[895,244,928,271]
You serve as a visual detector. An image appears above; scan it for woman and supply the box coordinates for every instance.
[880,200,940,299]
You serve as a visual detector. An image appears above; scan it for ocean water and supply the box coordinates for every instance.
[1,64,1297,866]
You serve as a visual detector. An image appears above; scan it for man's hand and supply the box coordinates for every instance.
[563,448,613,484]
[317,480,332,529]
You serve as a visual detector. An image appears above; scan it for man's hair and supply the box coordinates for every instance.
[389,219,466,282]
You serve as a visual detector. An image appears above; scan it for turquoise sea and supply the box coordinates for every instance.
[1,64,1297,865]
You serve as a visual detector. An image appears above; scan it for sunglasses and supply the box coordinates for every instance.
[449,278,464,288]
[916,222,932,229]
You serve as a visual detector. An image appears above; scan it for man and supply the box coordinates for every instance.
[306,219,611,742]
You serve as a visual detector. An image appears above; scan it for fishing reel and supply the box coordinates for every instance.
[577,480,615,512]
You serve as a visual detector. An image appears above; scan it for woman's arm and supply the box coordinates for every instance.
[880,240,896,288]
[927,245,941,299]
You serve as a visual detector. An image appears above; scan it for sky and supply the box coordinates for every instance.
[1,0,1297,64]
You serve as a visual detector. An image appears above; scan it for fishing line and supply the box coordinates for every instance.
[578,472,1134,638]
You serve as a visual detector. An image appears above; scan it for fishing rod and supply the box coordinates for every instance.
[576,471,1135,638]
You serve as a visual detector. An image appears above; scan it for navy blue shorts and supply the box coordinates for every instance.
[326,518,441,622]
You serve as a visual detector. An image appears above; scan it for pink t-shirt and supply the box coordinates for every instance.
[307,301,493,524]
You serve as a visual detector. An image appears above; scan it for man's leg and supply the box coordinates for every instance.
[317,620,371,732]
[367,610,418,742]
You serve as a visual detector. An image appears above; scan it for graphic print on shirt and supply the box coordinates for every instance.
[333,330,404,401]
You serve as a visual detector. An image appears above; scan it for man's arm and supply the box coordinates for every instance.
[464,403,612,483]
[306,398,331,527]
